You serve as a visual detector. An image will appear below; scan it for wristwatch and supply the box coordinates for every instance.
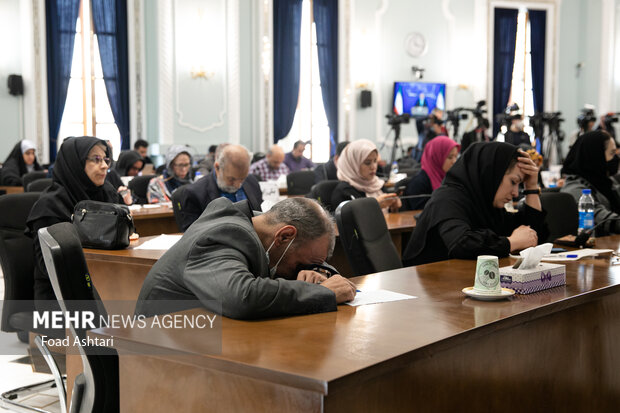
[523,187,541,195]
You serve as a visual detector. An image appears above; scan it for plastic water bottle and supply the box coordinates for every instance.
[194,171,203,181]
[390,161,399,180]
[578,189,595,238]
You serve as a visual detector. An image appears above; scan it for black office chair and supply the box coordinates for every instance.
[335,198,402,276]
[39,222,119,413]
[171,184,190,232]
[252,152,265,164]
[308,180,339,211]
[0,192,68,413]
[22,171,48,191]
[128,174,155,205]
[0,192,41,342]
[540,192,578,242]
[27,177,53,192]
[286,170,315,196]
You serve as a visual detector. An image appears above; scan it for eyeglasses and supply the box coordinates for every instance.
[85,155,111,166]
[173,163,191,169]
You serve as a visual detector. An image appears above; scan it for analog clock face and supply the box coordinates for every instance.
[405,32,428,58]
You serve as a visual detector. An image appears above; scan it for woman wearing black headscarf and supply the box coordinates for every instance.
[560,130,620,235]
[27,136,133,301]
[1,140,44,185]
[106,150,145,189]
[403,142,548,266]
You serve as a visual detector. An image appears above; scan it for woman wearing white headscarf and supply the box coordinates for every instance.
[1,139,44,185]
[330,139,401,212]
[147,145,194,203]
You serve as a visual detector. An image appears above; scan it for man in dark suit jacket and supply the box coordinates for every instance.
[176,144,263,231]
[135,197,356,319]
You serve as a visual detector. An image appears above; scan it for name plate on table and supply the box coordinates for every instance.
[500,263,566,294]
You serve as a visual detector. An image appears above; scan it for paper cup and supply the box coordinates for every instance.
[474,255,501,294]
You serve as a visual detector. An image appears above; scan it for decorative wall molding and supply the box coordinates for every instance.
[341,0,352,142]
[227,0,240,144]
[173,0,226,133]
[25,0,49,162]
[599,0,616,112]
[128,0,146,144]
[158,0,174,145]
[374,0,389,142]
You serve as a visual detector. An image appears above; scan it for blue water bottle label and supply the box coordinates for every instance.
[584,211,594,229]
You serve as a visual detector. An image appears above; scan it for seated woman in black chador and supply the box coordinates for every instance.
[0,140,44,186]
[27,136,132,301]
[403,142,548,266]
[560,130,620,234]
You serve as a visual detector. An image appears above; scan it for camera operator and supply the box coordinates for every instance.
[461,118,491,152]
[503,114,532,147]
[568,106,597,147]
[416,108,447,147]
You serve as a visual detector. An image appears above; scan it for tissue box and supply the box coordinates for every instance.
[499,263,566,294]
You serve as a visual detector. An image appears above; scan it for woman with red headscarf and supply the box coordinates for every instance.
[403,136,460,210]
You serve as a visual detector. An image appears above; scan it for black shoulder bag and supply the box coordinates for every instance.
[72,200,135,249]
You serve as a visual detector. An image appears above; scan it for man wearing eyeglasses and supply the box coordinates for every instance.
[175,144,263,232]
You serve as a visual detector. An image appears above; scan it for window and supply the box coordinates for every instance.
[508,9,535,136]
[57,0,121,158]
[279,0,330,163]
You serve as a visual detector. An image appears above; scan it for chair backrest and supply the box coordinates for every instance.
[22,171,48,190]
[540,192,578,241]
[335,197,402,276]
[26,177,53,192]
[286,170,315,196]
[308,180,340,211]
[128,174,156,204]
[252,152,265,164]
[39,222,119,413]
[171,184,190,232]
[0,193,40,333]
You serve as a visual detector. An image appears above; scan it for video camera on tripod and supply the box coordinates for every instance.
[529,111,564,141]
[445,100,488,139]
[386,113,411,126]
[495,103,522,129]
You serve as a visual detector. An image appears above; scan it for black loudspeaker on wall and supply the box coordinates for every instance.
[7,74,24,96]
[361,90,372,108]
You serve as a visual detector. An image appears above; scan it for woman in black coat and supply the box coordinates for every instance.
[1,140,44,186]
[27,136,132,301]
[403,142,548,266]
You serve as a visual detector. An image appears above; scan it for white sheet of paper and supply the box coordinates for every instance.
[345,289,417,306]
[541,248,614,261]
[134,234,182,250]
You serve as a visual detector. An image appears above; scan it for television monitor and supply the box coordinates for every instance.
[392,81,446,117]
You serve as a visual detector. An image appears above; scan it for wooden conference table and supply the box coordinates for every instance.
[88,236,620,411]
[83,210,420,294]
[0,185,24,195]
[130,204,178,236]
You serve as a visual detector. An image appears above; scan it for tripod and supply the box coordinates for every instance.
[379,118,408,175]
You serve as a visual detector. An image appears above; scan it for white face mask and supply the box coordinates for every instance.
[265,236,296,278]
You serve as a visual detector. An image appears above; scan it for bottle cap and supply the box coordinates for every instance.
[582,189,591,195]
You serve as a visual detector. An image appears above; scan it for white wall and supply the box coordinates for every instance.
[0,0,23,159]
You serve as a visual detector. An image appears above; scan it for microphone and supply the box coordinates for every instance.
[573,217,620,247]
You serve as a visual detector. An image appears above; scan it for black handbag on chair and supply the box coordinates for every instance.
[71,200,135,249]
